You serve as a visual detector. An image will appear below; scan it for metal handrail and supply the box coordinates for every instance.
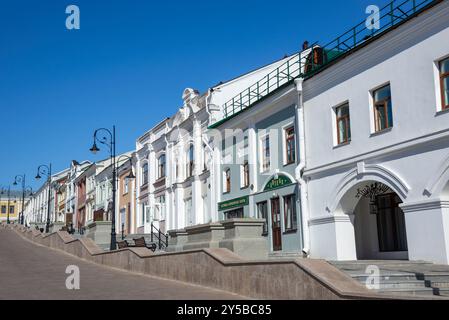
[217,0,437,124]
[150,222,168,250]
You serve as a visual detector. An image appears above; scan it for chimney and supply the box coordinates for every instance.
[302,41,309,50]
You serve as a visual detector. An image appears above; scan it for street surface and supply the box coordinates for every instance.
[0,228,244,300]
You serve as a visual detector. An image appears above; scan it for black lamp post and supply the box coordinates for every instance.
[13,175,33,225]
[35,164,52,233]
[90,126,117,251]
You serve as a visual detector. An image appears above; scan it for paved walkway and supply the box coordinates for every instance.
[0,228,245,300]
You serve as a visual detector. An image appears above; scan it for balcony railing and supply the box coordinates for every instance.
[212,0,438,127]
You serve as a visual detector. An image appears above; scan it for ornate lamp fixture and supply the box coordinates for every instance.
[355,182,390,214]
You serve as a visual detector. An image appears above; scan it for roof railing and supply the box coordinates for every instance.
[217,0,437,124]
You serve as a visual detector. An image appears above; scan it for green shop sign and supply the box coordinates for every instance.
[218,196,249,212]
[264,174,293,191]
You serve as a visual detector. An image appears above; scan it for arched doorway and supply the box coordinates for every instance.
[350,181,409,260]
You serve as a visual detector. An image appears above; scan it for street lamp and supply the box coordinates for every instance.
[35,164,52,233]
[13,175,33,225]
[89,126,117,251]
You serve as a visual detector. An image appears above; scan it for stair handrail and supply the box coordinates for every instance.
[150,222,168,250]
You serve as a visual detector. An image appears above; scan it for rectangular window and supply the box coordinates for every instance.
[257,201,268,235]
[373,84,393,132]
[284,195,297,232]
[187,145,194,178]
[142,163,149,186]
[158,155,166,179]
[336,103,351,144]
[285,127,296,164]
[123,178,129,194]
[241,161,250,188]
[1,206,6,214]
[9,206,15,214]
[262,135,270,172]
[440,57,449,110]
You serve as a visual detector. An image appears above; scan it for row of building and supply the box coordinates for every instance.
[24,0,449,264]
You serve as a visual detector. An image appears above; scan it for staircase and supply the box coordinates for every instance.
[330,260,449,297]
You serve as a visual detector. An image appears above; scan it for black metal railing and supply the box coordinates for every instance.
[151,223,168,251]
[215,0,438,125]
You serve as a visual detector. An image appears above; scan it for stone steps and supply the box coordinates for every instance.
[330,260,449,298]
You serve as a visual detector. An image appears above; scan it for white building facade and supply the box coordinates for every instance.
[303,0,449,264]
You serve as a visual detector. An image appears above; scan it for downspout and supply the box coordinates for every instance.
[295,78,311,257]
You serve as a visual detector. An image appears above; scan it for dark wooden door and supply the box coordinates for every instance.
[271,198,282,251]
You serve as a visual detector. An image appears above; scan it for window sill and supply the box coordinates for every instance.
[222,192,231,195]
[436,108,449,116]
[333,141,351,149]
[370,127,393,137]
[240,186,249,191]
[283,229,298,235]
[284,161,296,167]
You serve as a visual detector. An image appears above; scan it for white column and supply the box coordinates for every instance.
[247,119,258,218]
[192,120,203,225]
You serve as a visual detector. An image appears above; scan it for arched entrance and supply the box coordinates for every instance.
[352,182,409,260]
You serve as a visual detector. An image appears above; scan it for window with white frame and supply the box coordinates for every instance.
[223,168,231,193]
[187,145,194,178]
[158,154,166,179]
[439,57,449,110]
[284,126,296,164]
[141,163,149,186]
[261,135,270,172]
[372,84,393,132]
[335,103,351,145]
[241,160,250,189]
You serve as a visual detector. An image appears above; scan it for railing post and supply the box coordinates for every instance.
[159,230,162,250]
[151,223,153,243]
[248,87,251,105]
[267,74,270,94]
[390,2,394,26]
[276,68,279,88]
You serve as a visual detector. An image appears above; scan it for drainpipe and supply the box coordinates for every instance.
[295,78,311,257]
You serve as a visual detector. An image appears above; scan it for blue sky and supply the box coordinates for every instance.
[0,0,383,191]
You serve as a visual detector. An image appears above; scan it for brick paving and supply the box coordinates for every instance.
[0,228,245,300]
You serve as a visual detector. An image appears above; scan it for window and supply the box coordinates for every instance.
[203,144,208,171]
[440,57,449,110]
[257,202,268,235]
[336,103,351,144]
[242,161,250,188]
[1,206,6,214]
[141,163,149,186]
[123,178,129,194]
[158,154,166,179]
[373,84,393,132]
[285,127,296,164]
[262,135,270,172]
[187,145,194,178]
[225,208,244,220]
[284,195,297,232]
[224,169,231,193]
[9,206,15,214]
